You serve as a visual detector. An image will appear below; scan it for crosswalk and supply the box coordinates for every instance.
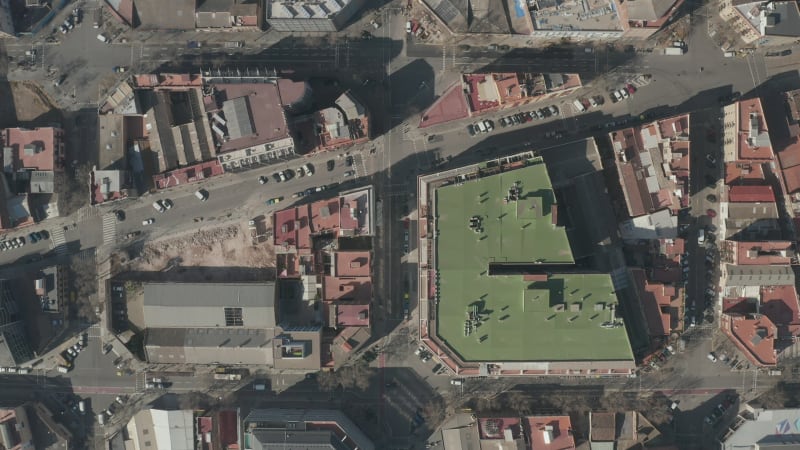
[76,205,100,222]
[102,214,117,244]
[49,228,68,255]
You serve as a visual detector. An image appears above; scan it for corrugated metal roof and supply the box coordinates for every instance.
[143,282,275,328]
[222,96,255,139]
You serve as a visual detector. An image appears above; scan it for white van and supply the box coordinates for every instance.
[572,99,586,113]
[476,121,487,133]
[697,229,705,245]
[194,190,208,201]
[97,413,105,425]
[57,365,70,373]
[78,401,85,413]
[96,33,109,43]
[450,379,463,386]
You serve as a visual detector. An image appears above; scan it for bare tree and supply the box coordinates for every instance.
[316,370,340,392]
[421,397,447,424]
[506,391,530,415]
[70,254,98,321]
[56,163,92,215]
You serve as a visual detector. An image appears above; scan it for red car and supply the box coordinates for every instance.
[707,208,717,218]
[626,84,637,94]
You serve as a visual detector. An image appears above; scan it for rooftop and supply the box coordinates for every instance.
[727,314,778,366]
[419,82,470,129]
[134,0,196,29]
[737,98,774,161]
[434,160,633,362]
[760,285,800,338]
[631,269,676,338]
[2,127,63,172]
[126,409,194,450]
[531,0,623,32]
[525,415,576,450]
[590,412,616,442]
[728,184,776,202]
[725,161,766,185]
[624,0,676,21]
[611,115,691,217]
[267,0,352,19]
[736,241,794,265]
[423,0,518,34]
[722,408,800,449]
[142,282,276,328]
[206,83,291,153]
[764,0,800,37]
[725,264,794,287]
[244,409,374,450]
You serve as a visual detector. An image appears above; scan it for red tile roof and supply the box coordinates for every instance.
[526,416,575,450]
[310,199,341,234]
[478,417,522,440]
[782,163,800,194]
[332,303,370,327]
[737,98,774,161]
[419,82,470,128]
[725,161,766,185]
[323,276,372,303]
[632,269,673,337]
[464,74,500,113]
[726,315,778,366]
[2,127,64,171]
[133,73,202,88]
[760,285,800,338]
[210,83,290,153]
[274,208,299,248]
[152,160,224,189]
[736,241,793,265]
[728,185,775,203]
[335,251,371,277]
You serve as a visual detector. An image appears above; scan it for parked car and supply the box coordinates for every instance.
[327,160,336,171]
[344,170,355,177]
[258,176,268,185]
[142,218,155,226]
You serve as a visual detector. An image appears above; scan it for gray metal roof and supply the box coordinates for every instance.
[222,96,255,140]
[30,171,54,194]
[244,409,374,450]
[145,327,273,365]
[766,1,800,37]
[723,409,800,450]
[725,265,795,287]
[143,282,275,328]
[251,430,348,450]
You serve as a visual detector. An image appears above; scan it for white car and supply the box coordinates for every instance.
[142,218,155,226]
[620,89,629,99]
[302,163,314,176]
[589,97,599,107]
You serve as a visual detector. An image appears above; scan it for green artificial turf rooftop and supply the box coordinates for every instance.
[434,160,634,362]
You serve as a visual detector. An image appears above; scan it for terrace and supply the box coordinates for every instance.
[433,160,633,363]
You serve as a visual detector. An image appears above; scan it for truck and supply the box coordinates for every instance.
[572,99,586,113]
[664,47,685,55]
[214,373,242,381]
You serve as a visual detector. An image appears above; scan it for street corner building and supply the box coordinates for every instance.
[141,282,322,371]
[416,152,635,377]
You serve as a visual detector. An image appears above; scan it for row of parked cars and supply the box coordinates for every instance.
[610,84,637,103]
[58,334,88,373]
[467,106,562,136]
[97,396,126,426]
[59,8,81,34]
[703,393,737,426]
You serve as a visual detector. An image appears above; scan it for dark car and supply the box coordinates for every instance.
[115,210,125,221]
[467,124,477,136]
[327,160,335,171]
[346,156,354,167]
[39,230,49,240]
